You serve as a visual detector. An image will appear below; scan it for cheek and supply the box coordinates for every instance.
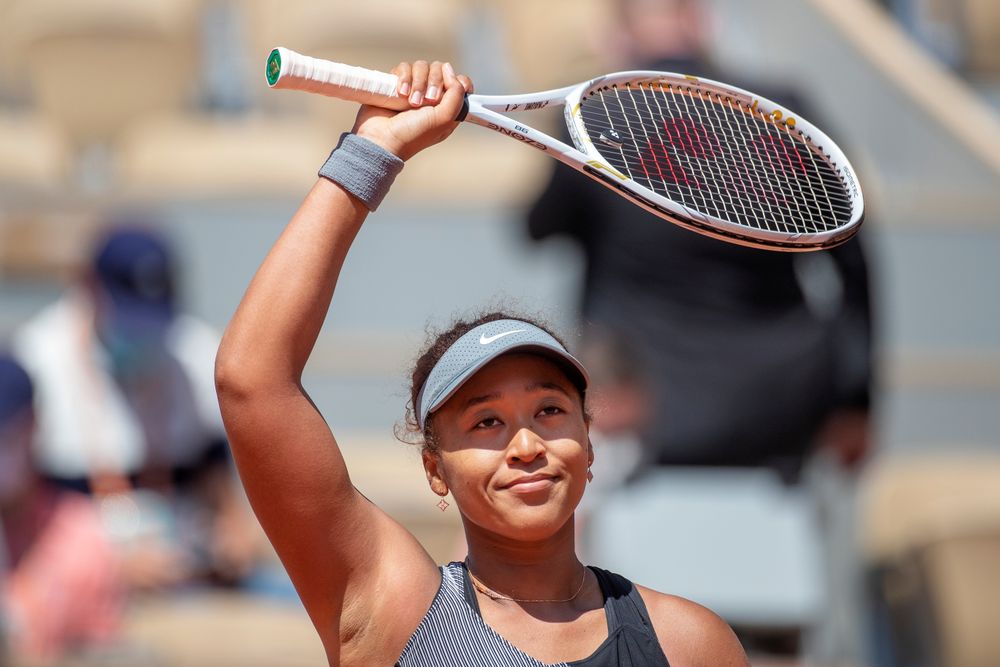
[438,449,496,497]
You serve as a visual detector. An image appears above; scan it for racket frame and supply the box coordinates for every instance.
[464,72,864,251]
[266,48,864,251]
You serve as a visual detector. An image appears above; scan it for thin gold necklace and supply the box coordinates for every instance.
[464,558,588,603]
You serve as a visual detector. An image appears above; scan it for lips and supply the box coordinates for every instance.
[501,473,558,492]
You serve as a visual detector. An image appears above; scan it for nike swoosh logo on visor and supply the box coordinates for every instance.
[480,330,527,345]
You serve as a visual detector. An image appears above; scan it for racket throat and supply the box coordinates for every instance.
[467,114,550,152]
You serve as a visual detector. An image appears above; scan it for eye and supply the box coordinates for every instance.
[538,405,564,417]
[474,417,503,429]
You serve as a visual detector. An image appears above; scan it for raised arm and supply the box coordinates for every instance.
[214,61,470,662]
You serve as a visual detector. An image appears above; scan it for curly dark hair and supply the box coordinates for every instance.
[396,309,587,454]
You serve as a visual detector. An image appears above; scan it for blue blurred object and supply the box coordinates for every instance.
[0,353,33,426]
[93,226,176,321]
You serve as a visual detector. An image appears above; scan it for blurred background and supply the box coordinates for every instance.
[1,0,998,666]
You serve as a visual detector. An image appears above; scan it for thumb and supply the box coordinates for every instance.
[436,62,469,123]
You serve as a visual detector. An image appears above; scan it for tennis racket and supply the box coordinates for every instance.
[266,47,864,251]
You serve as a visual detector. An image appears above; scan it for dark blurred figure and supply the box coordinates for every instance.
[529,0,874,483]
[527,0,875,660]
[1,353,124,663]
[11,223,264,591]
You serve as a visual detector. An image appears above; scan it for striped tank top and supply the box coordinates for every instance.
[396,562,670,666]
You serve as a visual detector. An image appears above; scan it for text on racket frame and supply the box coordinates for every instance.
[484,122,547,151]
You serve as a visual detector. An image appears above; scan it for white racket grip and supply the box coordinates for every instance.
[266,47,410,111]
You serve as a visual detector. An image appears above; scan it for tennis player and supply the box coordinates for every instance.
[216,60,748,667]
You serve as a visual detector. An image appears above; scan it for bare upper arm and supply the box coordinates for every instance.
[637,586,750,667]
[218,381,439,658]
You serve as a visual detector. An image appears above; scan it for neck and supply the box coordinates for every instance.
[462,514,583,601]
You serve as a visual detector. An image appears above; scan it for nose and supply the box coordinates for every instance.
[506,427,546,465]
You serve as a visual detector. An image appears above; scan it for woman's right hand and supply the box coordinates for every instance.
[353,60,473,161]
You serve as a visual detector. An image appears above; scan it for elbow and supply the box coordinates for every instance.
[215,329,302,409]
[215,349,242,407]
[215,343,259,407]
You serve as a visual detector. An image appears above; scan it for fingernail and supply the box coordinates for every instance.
[409,90,423,105]
[426,85,440,101]
[443,62,455,79]
[399,81,410,96]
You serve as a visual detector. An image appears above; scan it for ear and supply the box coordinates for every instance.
[422,449,449,497]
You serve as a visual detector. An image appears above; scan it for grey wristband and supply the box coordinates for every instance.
[318,133,404,211]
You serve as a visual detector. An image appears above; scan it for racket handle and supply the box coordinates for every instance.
[266,47,410,111]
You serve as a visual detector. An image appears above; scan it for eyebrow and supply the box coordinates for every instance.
[461,382,572,411]
[462,392,501,410]
[525,381,572,397]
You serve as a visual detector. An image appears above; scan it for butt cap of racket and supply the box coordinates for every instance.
[266,48,282,87]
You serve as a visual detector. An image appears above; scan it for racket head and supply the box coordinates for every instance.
[563,71,864,250]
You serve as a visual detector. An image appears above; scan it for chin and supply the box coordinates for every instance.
[460,482,585,542]
[496,503,576,542]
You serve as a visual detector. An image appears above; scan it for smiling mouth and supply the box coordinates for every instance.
[502,474,557,492]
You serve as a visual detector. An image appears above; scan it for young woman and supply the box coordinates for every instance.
[215,60,748,667]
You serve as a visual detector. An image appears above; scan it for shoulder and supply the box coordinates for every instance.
[635,585,749,667]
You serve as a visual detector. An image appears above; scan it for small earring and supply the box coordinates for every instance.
[437,498,450,511]
[587,467,593,483]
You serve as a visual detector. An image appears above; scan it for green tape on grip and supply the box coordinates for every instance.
[266,48,281,86]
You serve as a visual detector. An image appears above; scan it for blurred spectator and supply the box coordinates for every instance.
[529,0,875,483]
[11,223,263,590]
[526,0,876,659]
[1,352,123,663]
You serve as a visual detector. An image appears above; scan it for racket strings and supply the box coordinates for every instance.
[589,85,853,223]
[595,87,853,213]
[634,86,850,229]
[654,85,780,231]
[584,98,851,208]
[579,83,852,235]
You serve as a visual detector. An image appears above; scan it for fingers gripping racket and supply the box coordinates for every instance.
[266,47,864,251]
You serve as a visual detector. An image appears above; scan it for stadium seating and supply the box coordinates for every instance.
[0,111,68,196]
[5,0,201,149]
[963,0,1000,76]
[0,0,589,206]
[489,0,613,92]
[116,0,550,204]
[861,454,1000,667]
[243,0,461,118]
[116,111,335,199]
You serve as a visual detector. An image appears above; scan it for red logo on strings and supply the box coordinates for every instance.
[640,137,698,188]
[662,118,719,160]
[636,118,724,189]
[751,134,807,176]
